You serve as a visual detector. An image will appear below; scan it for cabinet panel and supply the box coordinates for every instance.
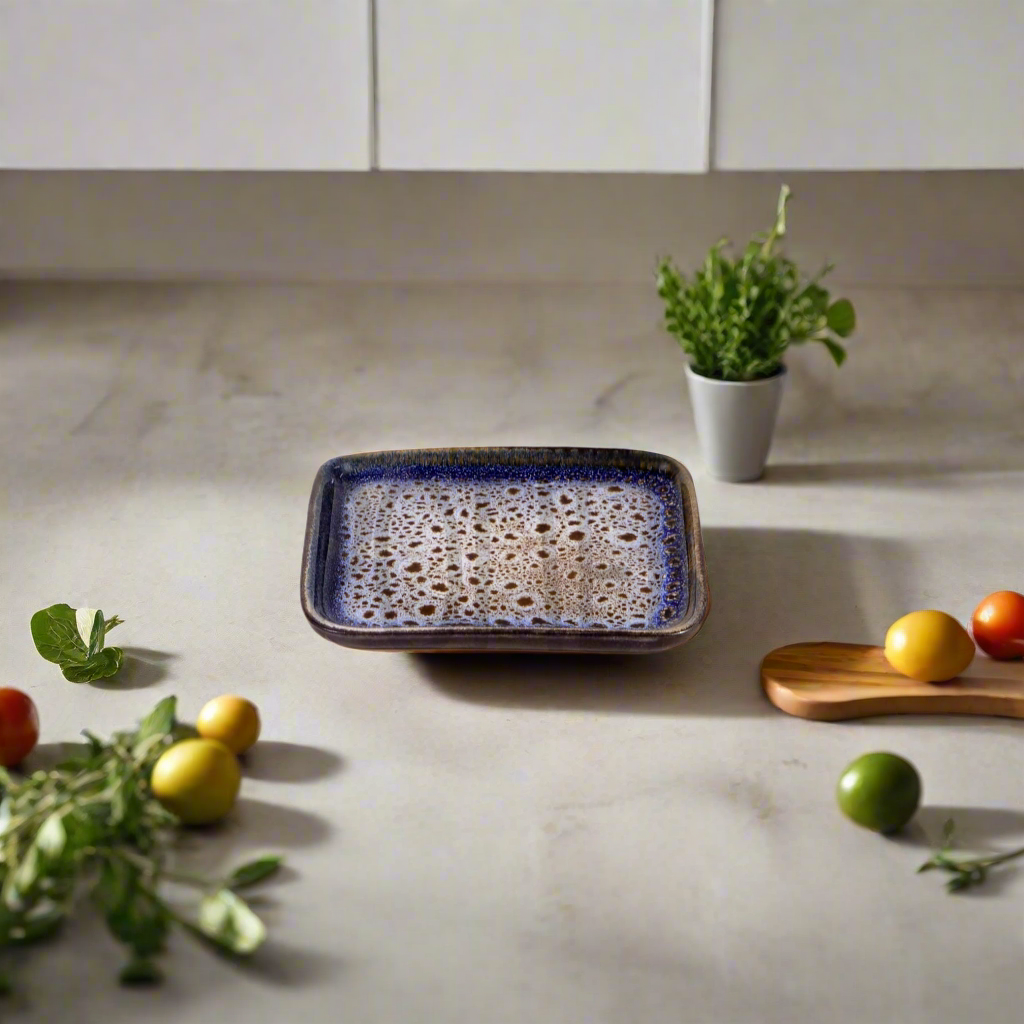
[0,0,371,169]
[714,0,1024,170]
[378,0,713,172]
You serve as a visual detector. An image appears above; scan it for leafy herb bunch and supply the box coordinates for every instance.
[656,185,856,382]
[0,697,281,992]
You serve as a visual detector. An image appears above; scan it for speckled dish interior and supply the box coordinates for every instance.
[301,448,709,653]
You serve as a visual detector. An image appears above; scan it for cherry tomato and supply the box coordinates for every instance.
[196,695,261,755]
[972,591,1024,660]
[837,752,921,833]
[884,610,974,682]
[150,739,241,825]
[0,688,40,767]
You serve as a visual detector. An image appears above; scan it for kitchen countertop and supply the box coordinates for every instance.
[2,282,1024,1024]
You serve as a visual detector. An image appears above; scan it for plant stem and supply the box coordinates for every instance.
[975,846,1024,871]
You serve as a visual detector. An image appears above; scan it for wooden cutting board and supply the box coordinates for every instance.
[761,642,1024,721]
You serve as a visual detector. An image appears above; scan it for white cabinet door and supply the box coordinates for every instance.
[377,0,713,172]
[0,0,371,169]
[714,0,1024,170]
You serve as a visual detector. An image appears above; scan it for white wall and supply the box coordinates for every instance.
[2,171,1022,286]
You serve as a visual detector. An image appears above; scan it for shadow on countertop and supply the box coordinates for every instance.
[86,646,178,690]
[413,527,914,717]
[243,741,345,783]
[762,456,1024,486]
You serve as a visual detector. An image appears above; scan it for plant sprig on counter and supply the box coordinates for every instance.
[0,697,282,992]
[917,819,1024,893]
[656,184,856,382]
[30,603,125,683]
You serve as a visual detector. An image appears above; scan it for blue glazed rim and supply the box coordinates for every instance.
[300,447,710,654]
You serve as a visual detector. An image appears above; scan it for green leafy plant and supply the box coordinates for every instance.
[0,697,283,992]
[656,185,856,382]
[917,818,1024,893]
[30,603,125,682]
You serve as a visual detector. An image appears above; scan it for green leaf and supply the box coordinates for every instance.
[35,812,67,859]
[133,698,177,751]
[95,859,169,958]
[197,889,267,955]
[227,856,284,890]
[104,615,125,635]
[942,818,956,845]
[826,298,856,338]
[119,957,163,986]
[61,647,123,683]
[10,845,42,900]
[31,605,88,665]
[819,337,847,367]
[947,874,972,893]
[93,857,133,915]
[76,608,105,657]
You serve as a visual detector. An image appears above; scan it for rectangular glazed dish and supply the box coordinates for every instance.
[301,447,709,653]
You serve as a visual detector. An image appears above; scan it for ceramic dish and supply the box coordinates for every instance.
[301,447,709,653]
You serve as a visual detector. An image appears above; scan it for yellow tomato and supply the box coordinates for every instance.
[151,739,241,825]
[884,610,975,683]
[196,695,261,755]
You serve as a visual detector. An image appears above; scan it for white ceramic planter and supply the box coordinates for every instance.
[685,365,786,482]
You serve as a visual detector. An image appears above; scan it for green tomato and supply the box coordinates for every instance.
[836,752,921,833]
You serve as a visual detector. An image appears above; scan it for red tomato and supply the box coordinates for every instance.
[0,688,39,767]
[972,591,1024,660]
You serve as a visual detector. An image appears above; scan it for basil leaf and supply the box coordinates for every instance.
[819,337,847,368]
[35,813,67,860]
[227,856,283,890]
[75,608,105,657]
[62,647,123,683]
[133,697,177,751]
[10,846,42,901]
[32,604,126,682]
[31,605,88,665]
[95,858,168,958]
[197,889,266,955]
[826,298,856,338]
[93,857,132,915]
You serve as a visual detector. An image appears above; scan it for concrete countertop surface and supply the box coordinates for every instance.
[2,282,1024,1024]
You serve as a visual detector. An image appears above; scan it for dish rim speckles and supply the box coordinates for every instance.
[300,446,710,654]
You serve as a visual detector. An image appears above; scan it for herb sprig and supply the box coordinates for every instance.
[31,604,125,683]
[656,184,856,382]
[918,818,1024,893]
[0,697,282,991]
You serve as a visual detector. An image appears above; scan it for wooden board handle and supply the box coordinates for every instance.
[761,642,1024,721]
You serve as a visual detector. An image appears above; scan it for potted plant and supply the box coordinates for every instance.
[656,185,856,482]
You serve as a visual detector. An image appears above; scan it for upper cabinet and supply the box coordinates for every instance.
[2,0,1018,173]
[376,0,713,172]
[0,0,371,170]
[713,0,1024,170]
